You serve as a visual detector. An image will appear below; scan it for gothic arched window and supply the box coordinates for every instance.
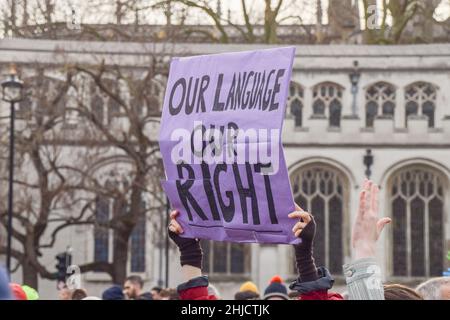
[19,76,67,122]
[290,164,348,274]
[130,201,147,273]
[91,94,104,124]
[94,196,110,264]
[93,168,147,273]
[287,82,304,127]
[90,80,123,125]
[365,82,396,127]
[390,166,445,277]
[312,82,343,128]
[404,82,437,128]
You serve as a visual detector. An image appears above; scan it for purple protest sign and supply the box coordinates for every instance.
[159,47,299,244]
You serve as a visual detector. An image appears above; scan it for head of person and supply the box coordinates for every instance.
[151,286,163,300]
[262,276,289,300]
[159,288,179,300]
[384,284,423,300]
[58,286,72,300]
[288,291,300,300]
[239,281,259,295]
[82,296,101,300]
[102,285,125,300]
[9,283,27,300]
[123,275,143,299]
[22,285,39,300]
[416,277,450,300]
[71,288,88,300]
[235,291,260,300]
[235,281,260,300]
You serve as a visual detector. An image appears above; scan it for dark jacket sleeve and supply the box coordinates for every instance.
[177,276,217,300]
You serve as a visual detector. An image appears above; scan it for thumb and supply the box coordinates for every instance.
[376,217,391,238]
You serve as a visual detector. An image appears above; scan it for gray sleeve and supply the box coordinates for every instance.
[342,257,385,300]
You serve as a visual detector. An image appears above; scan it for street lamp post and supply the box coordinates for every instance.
[364,149,374,179]
[349,60,361,117]
[1,64,24,276]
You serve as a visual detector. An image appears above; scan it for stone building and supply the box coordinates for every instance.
[0,38,449,299]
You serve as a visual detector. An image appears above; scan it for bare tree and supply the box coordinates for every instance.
[155,0,288,44]
[63,53,167,283]
[0,66,94,287]
[0,49,167,287]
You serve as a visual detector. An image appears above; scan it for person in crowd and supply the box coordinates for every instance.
[234,290,260,300]
[9,283,27,300]
[263,276,289,300]
[234,281,260,300]
[160,288,180,300]
[102,285,125,300]
[168,213,216,300]
[384,284,423,300]
[207,284,221,299]
[123,275,152,300]
[0,267,11,300]
[58,286,73,300]
[342,179,391,300]
[168,204,342,300]
[71,288,88,300]
[416,277,450,300]
[22,285,39,300]
[287,205,343,300]
[151,286,163,300]
[81,296,101,300]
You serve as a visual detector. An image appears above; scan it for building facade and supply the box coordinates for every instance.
[0,38,449,299]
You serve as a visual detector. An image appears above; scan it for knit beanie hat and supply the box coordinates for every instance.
[263,276,289,300]
[22,285,39,300]
[239,281,259,294]
[9,283,27,300]
[102,285,125,300]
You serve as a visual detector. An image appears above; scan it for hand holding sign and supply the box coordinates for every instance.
[168,210,204,282]
[289,205,319,282]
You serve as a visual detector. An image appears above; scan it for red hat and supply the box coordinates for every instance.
[9,283,27,300]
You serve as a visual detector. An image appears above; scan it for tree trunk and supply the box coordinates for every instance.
[112,229,129,284]
[22,256,38,288]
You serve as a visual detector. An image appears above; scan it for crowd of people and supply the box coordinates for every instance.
[166,179,450,300]
[0,179,449,300]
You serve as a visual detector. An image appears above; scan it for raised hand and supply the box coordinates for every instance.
[352,179,391,260]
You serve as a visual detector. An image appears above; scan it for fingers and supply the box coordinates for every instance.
[288,211,311,224]
[294,203,303,211]
[169,210,183,234]
[169,218,184,234]
[370,183,379,216]
[363,180,373,216]
[358,189,365,218]
[376,217,391,237]
[170,210,179,219]
[292,221,308,234]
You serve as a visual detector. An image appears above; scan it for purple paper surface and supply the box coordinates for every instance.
[159,47,299,244]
